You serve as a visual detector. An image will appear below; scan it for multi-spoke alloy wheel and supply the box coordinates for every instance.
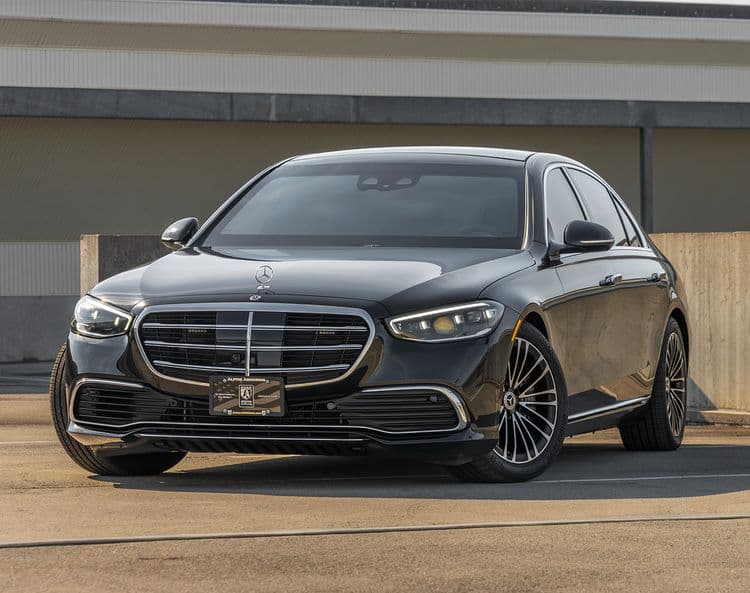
[495,337,558,464]
[665,332,687,437]
[619,318,688,451]
[448,323,567,483]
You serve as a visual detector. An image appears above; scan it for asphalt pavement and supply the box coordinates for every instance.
[1,392,748,593]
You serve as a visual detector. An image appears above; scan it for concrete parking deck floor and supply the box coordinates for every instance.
[1,394,748,592]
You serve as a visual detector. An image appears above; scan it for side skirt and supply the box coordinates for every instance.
[565,396,650,436]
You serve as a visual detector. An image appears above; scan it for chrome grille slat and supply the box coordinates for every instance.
[152,360,351,374]
[142,323,247,329]
[143,340,362,352]
[142,323,367,332]
[253,325,369,332]
[137,305,373,387]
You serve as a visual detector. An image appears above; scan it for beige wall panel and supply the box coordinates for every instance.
[2,20,749,66]
[653,129,750,232]
[0,118,639,241]
[652,232,750,412]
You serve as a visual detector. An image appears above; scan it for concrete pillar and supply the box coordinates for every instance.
[80,235,165,295]
[639,127,654,233]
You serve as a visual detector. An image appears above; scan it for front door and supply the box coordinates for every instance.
[555,168,669,412]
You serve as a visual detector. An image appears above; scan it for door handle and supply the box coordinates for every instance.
[647,272,668,284]
[599,273,623,287]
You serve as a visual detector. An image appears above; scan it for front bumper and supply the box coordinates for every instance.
[64,300,519,465]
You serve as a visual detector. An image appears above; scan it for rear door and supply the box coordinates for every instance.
[555,167,669,409]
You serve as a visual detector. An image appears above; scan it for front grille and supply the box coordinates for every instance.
[73,385,461,435]
[138,308,371,386]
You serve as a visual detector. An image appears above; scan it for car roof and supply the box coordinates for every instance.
[291,146,535,162]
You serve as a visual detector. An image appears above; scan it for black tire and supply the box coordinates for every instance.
[50,344,186,476]
[619,318,688,451]
[448,323,568,483]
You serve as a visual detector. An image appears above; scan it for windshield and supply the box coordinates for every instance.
[200,155,526,249]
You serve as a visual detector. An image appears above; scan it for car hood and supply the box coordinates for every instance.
[91,246,534,315]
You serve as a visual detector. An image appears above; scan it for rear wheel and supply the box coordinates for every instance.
[449,323,568,482]
[50,344,186,476]
[619,318,687,451]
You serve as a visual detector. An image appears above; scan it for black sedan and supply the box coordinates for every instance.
[52,147,690,482]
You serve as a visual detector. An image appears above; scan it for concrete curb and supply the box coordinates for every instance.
[688,408,750,427]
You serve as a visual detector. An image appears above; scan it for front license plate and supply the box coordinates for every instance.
[209,376,285,417]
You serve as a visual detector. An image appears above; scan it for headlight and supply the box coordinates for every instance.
[72,295,133,338]
[387,301,504,342]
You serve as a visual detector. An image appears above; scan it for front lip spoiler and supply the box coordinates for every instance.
[66,378,471,446]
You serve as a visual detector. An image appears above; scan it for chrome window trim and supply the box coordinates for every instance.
[521,164,532,250]
[542,163,587,245]
[542,162,649,251]
[133,302,376,390]
[67,378,469,436]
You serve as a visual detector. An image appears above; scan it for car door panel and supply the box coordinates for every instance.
[555,250,671,403]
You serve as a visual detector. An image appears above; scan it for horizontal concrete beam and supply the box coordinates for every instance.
[3,0,749,36]
[195,1,750,21]
[3,88,750,129]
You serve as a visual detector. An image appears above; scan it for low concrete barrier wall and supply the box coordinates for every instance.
[75,233,748,413]
[0,295,78,361]
[80,235,165,295]
[0,242,80,362]
[651,232,750,413]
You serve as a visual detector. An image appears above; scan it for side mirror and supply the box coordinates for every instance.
[546,220,614,264]
[563,220,615,250]
[161,217,199,251]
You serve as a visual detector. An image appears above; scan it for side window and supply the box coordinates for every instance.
[611,194,643,247]
[545,168,585,243]
[567,170,628,246]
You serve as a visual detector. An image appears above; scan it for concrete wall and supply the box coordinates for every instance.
[0,295,77,362]
[2,230,746,413]
[70,232,750,413]
[653,129,750,233]
[651,232,750,412]
[0,242,79,362]
[0,117,641,240]
[4,117,750,239]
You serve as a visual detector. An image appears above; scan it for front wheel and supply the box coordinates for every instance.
[50,344,186,476]
[448,323,568,483]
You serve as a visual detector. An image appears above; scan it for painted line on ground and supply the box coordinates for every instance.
[533,472,750,484]
[1,514,747,550]
[0,440,56,445]
[288,472,750,483]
